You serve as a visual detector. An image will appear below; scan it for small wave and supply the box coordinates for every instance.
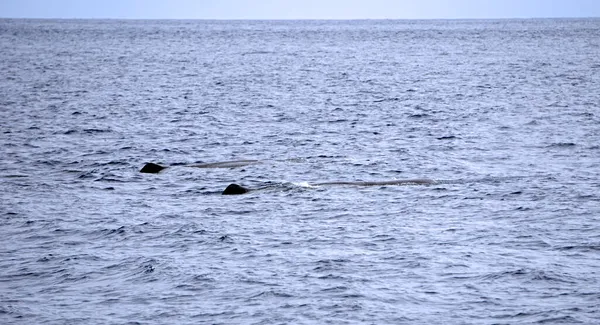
[292,181,316,188]
[241,50,274,56]
[78,170,98,179]
[554,244,600,252]
[515,206,533,211]
[317,274,346,280]
[372,97,400,103]
[1,174,28,178]
[534,315,582,324]
[320,285,349,292]
[309,155,347,159]
[247,290,293,299]
[96,226,127,237]
[218,234,233,242]
[327,119,349,123]
[372,234,396,242]
[547,142,576,148]
[93,176,127,183]
[0,304,29,317]
[408,113,430,119]
[479,268,576,284]
[83,128,112,133]
[61,128,113,135]
[112,258,160,281]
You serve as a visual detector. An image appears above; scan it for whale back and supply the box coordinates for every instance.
[189,160,261,169]
[222,184,250,195]
[312,179,436,186]
[140,163,166,174]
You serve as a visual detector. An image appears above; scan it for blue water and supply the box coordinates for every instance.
[1,18,600,324]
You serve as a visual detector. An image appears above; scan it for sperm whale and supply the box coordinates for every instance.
[220,175,532,195]
[140,160,261,173]
[221,179,437,195]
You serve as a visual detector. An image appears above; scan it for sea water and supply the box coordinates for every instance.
[1,18,600,324]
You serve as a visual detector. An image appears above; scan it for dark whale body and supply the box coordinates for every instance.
[140,162,166,173]
[140,160,261,173]
[222,184,250,195]
[221,179,436,195]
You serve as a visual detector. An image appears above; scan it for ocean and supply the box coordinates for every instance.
[1,18,599,324]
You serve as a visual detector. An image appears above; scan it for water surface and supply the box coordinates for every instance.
[1,18,599,324]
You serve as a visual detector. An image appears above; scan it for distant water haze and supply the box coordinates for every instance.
[1,0,600,19]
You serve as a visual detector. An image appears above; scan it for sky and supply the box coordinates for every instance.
[1,0,599,20]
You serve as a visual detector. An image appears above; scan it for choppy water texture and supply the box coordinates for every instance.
[1,18,600,324]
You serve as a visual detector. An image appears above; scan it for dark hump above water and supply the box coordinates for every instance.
[222,184,250,195]
[140,163,166,174]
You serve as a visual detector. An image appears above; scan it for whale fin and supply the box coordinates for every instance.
[222,183,250,195]
[140,163,166,174]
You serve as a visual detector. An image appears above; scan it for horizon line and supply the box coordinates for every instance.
[2,16,599,21]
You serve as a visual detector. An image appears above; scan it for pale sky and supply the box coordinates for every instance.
[1,0,599,20]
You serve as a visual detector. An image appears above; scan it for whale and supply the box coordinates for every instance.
[219,175,532,195]
[222,183,251,195]
[140,160,261,173]
[221,179,436,195]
